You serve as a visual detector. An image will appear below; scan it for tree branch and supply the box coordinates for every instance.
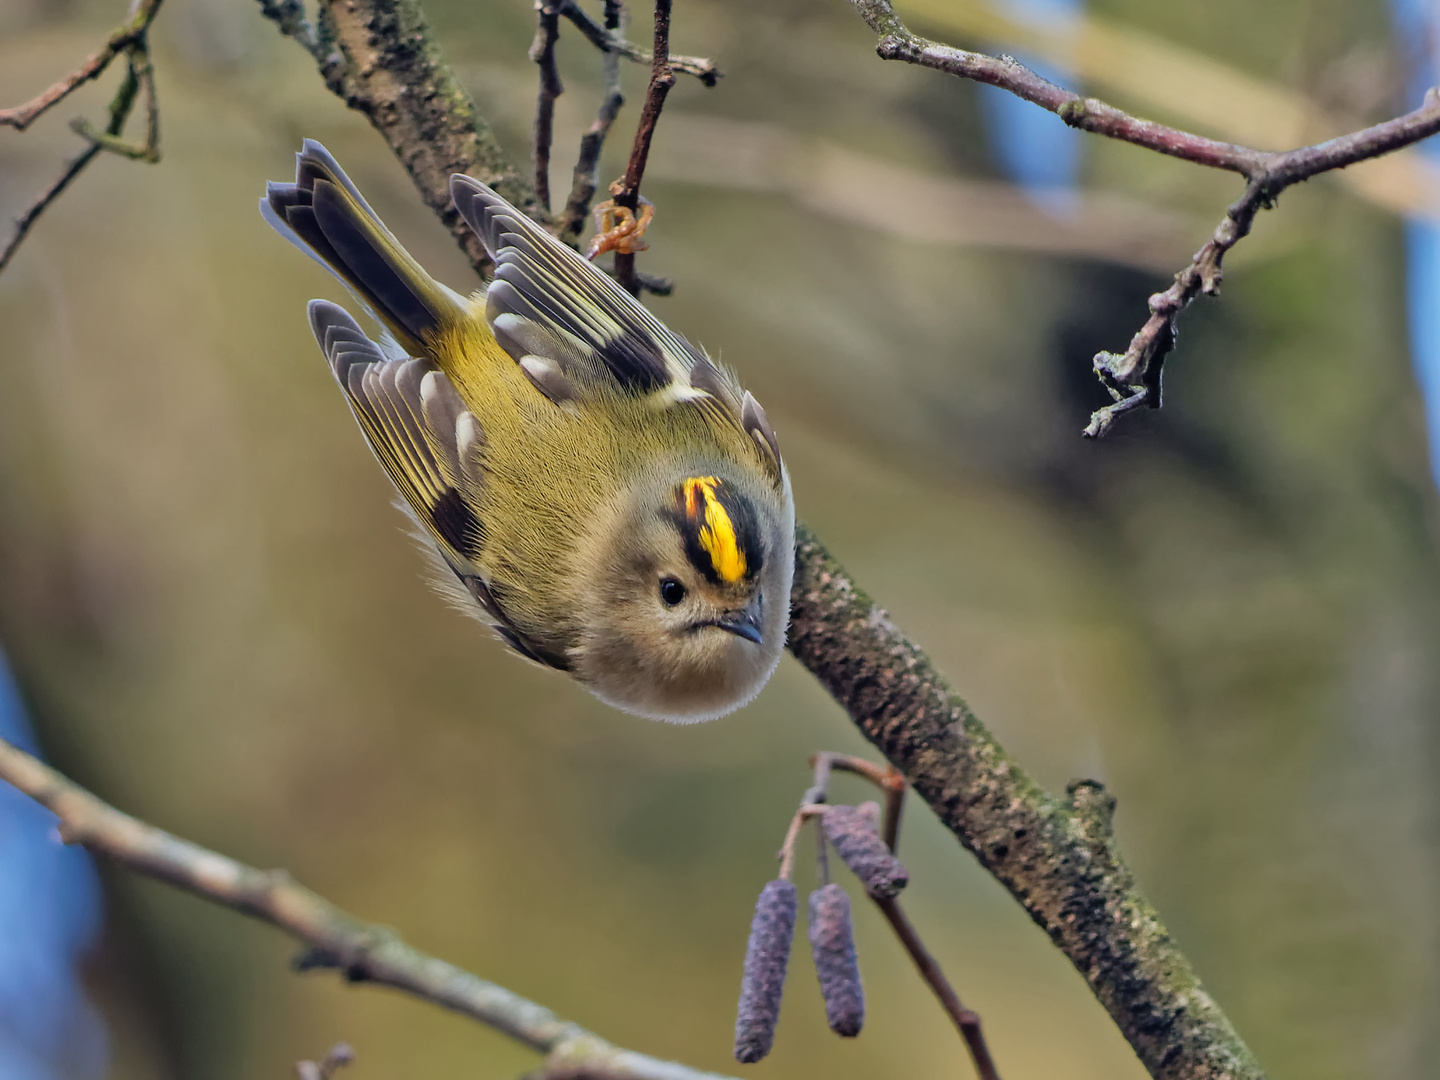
[847,0,1440,437]
[260,5,1265,1077]
[0,736,739,1080]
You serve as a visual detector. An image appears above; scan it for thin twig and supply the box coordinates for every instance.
[556,0,718,86]
[0,148,101,275]
[71,45,161,162]
[847,0,1440,437]
[0,0,163,130]
[1,43,159,274]
[0,736,739,1080]
[776,804,823,881]
[559,0,626,244]
[612,0,676,295]
[531,1,564,212]
[874,898,1001,1080]
[803,752,997,1077]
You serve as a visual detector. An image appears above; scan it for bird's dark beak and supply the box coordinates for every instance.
[714,594,764,644]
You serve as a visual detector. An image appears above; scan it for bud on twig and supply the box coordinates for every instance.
[808,883,864,1036]
[821,804,908,899]
[734,879,797,1063]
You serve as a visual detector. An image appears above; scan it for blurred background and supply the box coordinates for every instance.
[2,0,1439,1077]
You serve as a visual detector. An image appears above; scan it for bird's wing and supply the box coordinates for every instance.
[307,301,567,670]
[449,175,784,482]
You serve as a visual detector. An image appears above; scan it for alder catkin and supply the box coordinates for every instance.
[734,879,797,1063]
[821,804,909,899]
[808,883,864,1037]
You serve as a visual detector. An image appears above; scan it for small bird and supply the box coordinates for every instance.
[262,141,794,722]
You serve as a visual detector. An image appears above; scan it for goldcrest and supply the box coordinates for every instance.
[262,141,794,722]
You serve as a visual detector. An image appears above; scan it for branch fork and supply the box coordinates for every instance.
[851,0,1440,437]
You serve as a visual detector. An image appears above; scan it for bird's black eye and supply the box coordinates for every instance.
[659,577,687,606]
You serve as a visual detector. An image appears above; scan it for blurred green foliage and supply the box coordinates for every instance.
[1,0,1437,1078]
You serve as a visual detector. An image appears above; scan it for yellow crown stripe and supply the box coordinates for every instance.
[684,477,747,584]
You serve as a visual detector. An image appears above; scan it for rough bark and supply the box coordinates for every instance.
[788,525,1263,1080]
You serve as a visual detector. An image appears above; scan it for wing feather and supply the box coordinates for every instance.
[452,175,712,401]
[307,300,566,668]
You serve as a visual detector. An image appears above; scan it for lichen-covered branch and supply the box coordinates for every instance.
[0,736,739,1080]
[787,526,1264,1080]
[256,0,538,275]
[846,0,1440,437]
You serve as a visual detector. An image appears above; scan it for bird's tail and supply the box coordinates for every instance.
[262,140,466,355]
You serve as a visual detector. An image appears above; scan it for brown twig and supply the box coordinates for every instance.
[803,753,998,1080]
[559,0,627,244]
[1,40,160,274]
[874,898,1000,1080]
[0,736,739,1080]
[531,1,564,212]
[556,0,719,86]
[847,0,1440,437]
[70,43,161,163]
[611,0,676,295]
[0,0,163,130]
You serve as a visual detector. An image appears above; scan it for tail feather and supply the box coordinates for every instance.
[263,140,464,353]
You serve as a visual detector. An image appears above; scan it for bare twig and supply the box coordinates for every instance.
[556,0,719,86]
[611,0,676,295]
[0,149,101,276]
[71,44,161,162]
[803,753,998,1080]
[0,0,163,130]
[1,41,160,274]
[874,898,1000,1080]
[0,736,739,1080]
[559,0,627,244]
[255,0,537,276]
[531,1,564,211]
[847,0,1440,437]
[775,803,824,881]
